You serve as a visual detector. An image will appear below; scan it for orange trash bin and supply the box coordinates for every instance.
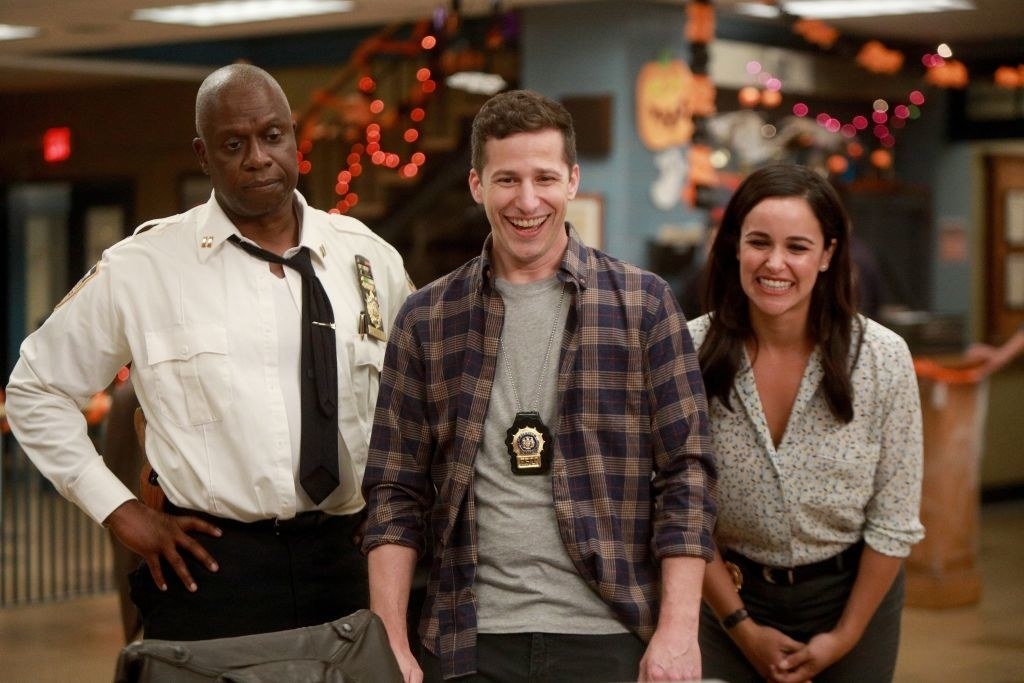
[905,357,988,608]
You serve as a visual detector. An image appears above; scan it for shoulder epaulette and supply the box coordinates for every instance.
[133,218,164,236]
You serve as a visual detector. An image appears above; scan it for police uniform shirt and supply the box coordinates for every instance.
[6,191,410,524]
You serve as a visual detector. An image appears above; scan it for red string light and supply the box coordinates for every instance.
[296,18,449,214]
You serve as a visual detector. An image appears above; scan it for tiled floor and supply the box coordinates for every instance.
[2,500,1023,682]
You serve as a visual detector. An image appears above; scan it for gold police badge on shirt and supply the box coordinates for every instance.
[505,411,553,475]
[355,255,387,342]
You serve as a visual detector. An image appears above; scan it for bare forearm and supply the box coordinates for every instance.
[702,550,744,619]
[658,555,705,631]
[833,546,902,646]
[639,555,706,681]
[368,544,419,646]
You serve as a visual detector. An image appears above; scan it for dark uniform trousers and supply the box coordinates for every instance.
[129,506,367,641]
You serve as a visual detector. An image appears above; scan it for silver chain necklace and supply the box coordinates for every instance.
[500,282,566,475]
[500,284,566,411]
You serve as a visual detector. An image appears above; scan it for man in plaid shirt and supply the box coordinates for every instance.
[362,90,716,682]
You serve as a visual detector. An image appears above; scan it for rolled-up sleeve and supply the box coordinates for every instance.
[361,300,433,556]
[864,334,925,556]
[647,285,717,561]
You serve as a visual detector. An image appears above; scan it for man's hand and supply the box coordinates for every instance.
[388,639,423,683]
[639,555,705,681]
[638,628,701,681]
[104,499,221,592]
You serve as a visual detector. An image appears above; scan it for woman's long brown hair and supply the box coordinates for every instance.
[699,164,861,423]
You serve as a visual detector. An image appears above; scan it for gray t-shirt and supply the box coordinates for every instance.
[474,276,625,634]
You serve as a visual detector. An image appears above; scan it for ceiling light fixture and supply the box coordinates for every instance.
[735,0,974,20]
[132,0,356,27]
[734,3,783,19]
[0,24,40,41]
[446,71,507,96]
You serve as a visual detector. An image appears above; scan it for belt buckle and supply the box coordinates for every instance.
[724,561,743,591]
[762,566,795,585]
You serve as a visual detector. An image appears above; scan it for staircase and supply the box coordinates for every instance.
[294,20,517,287]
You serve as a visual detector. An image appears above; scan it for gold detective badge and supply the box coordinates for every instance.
[505,411,552,475]
[355,255,387,342]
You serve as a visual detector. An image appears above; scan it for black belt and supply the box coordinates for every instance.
[724,541,864,587]
[165,503,360,535]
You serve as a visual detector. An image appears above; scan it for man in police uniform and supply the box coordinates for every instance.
[5,63,412,640]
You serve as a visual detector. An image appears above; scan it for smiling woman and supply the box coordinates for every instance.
[688,163,924,683]
[736,195,835,327]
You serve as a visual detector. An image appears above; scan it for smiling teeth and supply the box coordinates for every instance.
[759,278,791,290]
[508,216,545,229]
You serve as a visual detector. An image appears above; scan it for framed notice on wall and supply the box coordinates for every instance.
[1005,189,1024,246]
[1006,253,1024,309]
[567,193,604,249]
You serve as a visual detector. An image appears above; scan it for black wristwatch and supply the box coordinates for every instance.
[721,607,750,630]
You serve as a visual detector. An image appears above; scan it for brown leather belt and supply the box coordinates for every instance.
[724,541,864,586]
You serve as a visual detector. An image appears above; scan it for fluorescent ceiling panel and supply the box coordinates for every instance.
[736,0,975,20]
[0,24,40,41]
[132,0,356,27]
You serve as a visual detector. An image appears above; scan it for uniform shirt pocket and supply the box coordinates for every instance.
[345,334,386,436]
[145,324,232,426]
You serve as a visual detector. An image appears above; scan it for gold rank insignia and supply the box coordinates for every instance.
[55,263,101,310]
[355,255,387,342]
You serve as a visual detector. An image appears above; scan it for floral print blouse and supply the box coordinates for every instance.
[688,314,925,565]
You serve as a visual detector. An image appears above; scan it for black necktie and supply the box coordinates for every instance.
[228,234,340,504]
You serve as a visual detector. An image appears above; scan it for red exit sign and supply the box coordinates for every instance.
[43,127,71,163]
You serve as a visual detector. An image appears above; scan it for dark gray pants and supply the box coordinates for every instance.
[699,565,905,683]
[420,632,647,683]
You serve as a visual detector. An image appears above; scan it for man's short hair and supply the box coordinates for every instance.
[470,89,577,173]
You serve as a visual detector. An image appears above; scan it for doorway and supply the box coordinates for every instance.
[1,179,133,607]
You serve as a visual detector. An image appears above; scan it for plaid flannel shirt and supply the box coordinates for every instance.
[362,226,716,679]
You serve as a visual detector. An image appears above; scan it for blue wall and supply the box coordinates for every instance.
[929,143,975,315]
[522,2,707,269]
[893,88,973,317]
[522,2,987,323]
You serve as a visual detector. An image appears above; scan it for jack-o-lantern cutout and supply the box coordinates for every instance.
[637,58,694,151]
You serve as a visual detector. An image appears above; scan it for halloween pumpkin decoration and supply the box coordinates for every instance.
[994,65,1024,89]
[925,59,969,88]
[691,74,717,117]
[869,149,893,170]
[793,19,838,49]
[685,2,715,44]
[857,41,905,75]
[636,58,695,151]
[688,144,717,187]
